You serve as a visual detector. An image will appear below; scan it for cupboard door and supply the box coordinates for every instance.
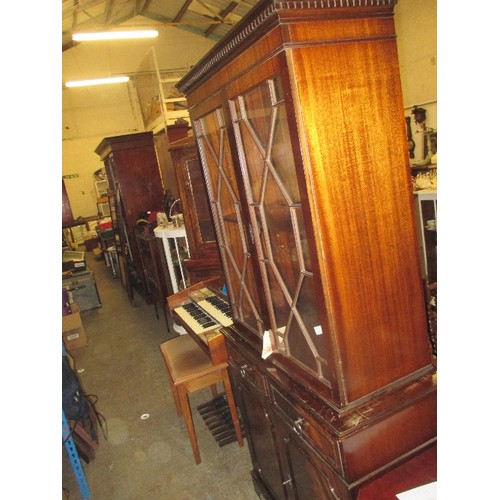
[185,157,217,245]
[229,76,330,383]
[194,107,265,337]
[281,432,347,500]
[229,359,286,500]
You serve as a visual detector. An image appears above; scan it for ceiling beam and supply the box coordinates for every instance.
[104,0,115,24]
[194,0,224,20]
[204,1,238,37]
[141,12,231,27]
[72,0,79,31]
[135,0,153,15]
[173,0,195,23]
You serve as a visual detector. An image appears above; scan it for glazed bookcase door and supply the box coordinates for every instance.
[194,107,265,337]
[229,77,330,383]
[185,157,217,244]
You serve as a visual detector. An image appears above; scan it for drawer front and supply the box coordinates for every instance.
[270,382,343,474]
[228,343,268,395]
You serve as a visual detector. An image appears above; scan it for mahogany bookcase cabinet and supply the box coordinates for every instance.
[95,132,164,305]
[168,135,224,284]
[177,1,436,498]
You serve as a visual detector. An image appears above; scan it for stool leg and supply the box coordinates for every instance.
[221,368,244,448]
[210,384,218,399]
[170,381,183,417]
[177,383,202,464]
[172,387,182,417]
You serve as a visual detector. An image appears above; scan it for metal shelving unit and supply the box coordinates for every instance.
[62,346,91,499]
[133,47,191,134]
[63,408,90,499]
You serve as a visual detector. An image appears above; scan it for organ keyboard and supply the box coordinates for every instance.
[167,278,233,364]
[188,287,233,327]
[174,301,221,335]
[173,287,233,335]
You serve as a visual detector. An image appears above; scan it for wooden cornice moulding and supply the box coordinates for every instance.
[177,0,397,94]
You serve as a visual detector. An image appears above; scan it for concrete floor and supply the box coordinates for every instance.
[63,251,259,500]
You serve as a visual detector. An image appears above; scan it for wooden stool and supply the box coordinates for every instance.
[159,334,244,464]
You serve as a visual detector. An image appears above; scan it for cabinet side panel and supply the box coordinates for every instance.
[342,391,437,481]
[112,146,164,218]
[289,39,430,400]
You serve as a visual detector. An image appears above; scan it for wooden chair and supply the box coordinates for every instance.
[159,334,244,464]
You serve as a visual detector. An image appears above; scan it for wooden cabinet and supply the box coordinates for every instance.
[177,1,436,498]
[95,132,164,304]
[136,229,172,327]
[168,135,223,283]
[62,179,74,228]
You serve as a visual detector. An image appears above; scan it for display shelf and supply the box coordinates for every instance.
[154,224,191,293]
[94,179,109,197]
[134,47,191,133]
[154,223,191,335]
[414,189,437,283]
[96,196,110,217]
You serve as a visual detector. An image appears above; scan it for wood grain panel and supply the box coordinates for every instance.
[288,39,429,402]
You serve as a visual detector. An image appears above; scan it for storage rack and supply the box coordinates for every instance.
[63,408,90,499]
[62,346,90,499]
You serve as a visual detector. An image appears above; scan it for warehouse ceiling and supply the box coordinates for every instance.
[62,0,259,51]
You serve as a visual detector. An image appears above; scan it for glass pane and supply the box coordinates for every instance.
[242,84,273,148]
[220,129,240,194]
[195,124,219,194]
[271,104,300,203]
[186,158,215,243]
[194,108,265,337]
[421,199,437,284]
[294,208,312,271]
[201,111,221,165]
[231,76,327,382]
[294,275,330,381]
[262,174,301,294]
[287,316,317,376]
[265,267,290,330]
[239,119,266,202]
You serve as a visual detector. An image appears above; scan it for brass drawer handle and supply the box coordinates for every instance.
[293,417,305,436]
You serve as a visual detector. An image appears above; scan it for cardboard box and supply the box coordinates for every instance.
[62,250,86,272]
[62,304,88,351]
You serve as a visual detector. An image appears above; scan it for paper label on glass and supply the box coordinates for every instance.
[314,325,323,336]
[262,330,273,359]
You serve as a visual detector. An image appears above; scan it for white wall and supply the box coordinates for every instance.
[395,0,437,162]
[62,25,217,217]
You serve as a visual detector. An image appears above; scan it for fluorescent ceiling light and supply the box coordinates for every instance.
[72,30,158,41]
[65,76,130,88]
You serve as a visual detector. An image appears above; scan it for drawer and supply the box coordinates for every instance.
[270,382,343,474]
[228,343,267,395]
